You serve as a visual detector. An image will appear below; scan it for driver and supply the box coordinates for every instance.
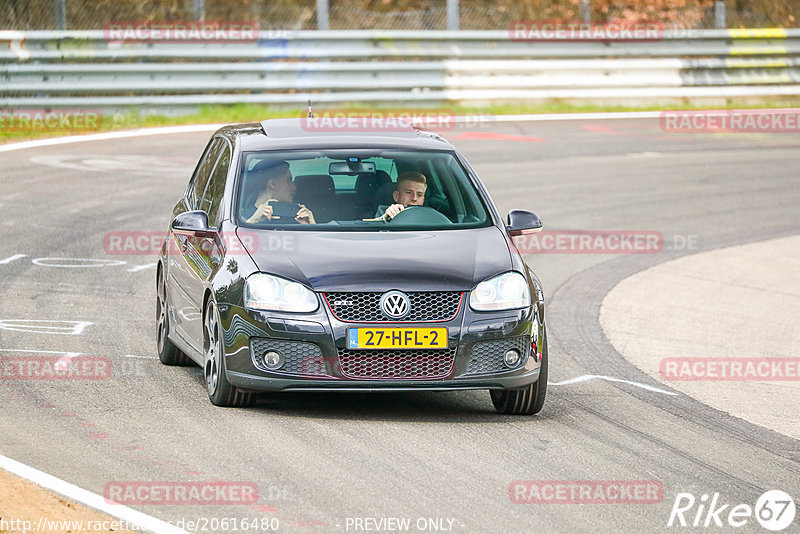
[375,171,427,221]
[243,161,315,224]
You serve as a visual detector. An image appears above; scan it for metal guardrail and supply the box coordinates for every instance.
[1,29,799,111]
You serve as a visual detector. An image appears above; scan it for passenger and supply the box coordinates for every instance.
[243,161,315,224]
[375,171,427,221]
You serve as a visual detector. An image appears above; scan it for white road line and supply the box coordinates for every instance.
[1,350,156,360]
[0,124,223,153]
[0,455,187,534]
[454,111,664,123]
[31,257,127,268]
[0,111,675,155]
[0,320,94,335]
[624,151,664,158]
[0,349,83,357]
[0,254,27,264]
[548,374,679,396]
[127,263,157,272]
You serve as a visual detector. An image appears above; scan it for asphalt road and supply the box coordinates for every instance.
[1,117,799,534]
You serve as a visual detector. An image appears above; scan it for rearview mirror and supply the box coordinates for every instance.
[507,210,543,237]
[171,210,216,238]
[329,161,376,175]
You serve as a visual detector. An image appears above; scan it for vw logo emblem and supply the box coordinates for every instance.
[380,290,411,319]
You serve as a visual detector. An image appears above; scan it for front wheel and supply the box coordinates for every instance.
[490,325,548,415]
[204,299,254,407]
[156,267,190,366]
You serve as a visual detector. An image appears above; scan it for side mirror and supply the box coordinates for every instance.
[507,209,543,237]
[171,210,216,238]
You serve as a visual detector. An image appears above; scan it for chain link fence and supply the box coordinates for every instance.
[1,0,798,30]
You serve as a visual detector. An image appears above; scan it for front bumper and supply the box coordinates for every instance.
[227,370,541,392]
[219,293,543,392]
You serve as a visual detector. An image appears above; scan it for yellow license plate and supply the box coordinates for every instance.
[347,328,448,349]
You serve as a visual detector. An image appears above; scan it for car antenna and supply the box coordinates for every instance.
[307,98,314,118]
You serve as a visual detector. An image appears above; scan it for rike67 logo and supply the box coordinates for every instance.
[668,490,795,531]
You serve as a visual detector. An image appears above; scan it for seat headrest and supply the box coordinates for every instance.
[375,181,396,207]
[355,170,391,200]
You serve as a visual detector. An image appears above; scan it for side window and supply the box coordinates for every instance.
[201,143,231,227]
[189,138,224,210]
[183,138,211,204]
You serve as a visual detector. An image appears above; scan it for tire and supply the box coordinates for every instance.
[156,266,190,366]
[490,324,548,415]
[203,298,254,407]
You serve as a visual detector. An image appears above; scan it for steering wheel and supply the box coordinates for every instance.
[387,205,452,225]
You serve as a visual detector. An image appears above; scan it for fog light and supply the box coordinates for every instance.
[503,349,521,367]
[263,350,284,370]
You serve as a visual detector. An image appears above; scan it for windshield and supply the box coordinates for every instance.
[236,149,491,231]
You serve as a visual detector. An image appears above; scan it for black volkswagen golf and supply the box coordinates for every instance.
[156,118,548,414]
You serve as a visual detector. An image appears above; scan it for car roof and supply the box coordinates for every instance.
[215,118,456,152]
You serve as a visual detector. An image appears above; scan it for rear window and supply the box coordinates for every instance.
[236,149,491,231]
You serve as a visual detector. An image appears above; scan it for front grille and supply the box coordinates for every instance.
[464,336,530,375]
[250,338,328,376]
[337,347,456,379]
[325,291,462,322]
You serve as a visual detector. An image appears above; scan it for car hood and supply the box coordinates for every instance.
[239,226,513,292]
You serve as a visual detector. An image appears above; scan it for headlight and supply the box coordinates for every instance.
[469,272,531,311]
[244,274,318,313]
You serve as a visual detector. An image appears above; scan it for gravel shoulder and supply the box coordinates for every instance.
[0,468,133,533]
